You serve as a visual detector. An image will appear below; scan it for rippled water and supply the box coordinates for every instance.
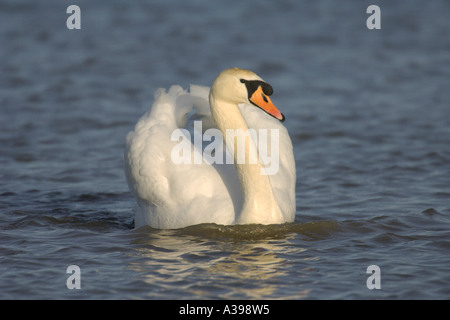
[1,0,449,299]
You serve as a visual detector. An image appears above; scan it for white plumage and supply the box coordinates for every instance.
[125,68,296,229]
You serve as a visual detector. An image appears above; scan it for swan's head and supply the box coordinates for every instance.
[210,68,285,122]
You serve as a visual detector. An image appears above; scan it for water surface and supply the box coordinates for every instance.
[1,0,449,299]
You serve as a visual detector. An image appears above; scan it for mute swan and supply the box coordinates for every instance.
[125,68,296,229]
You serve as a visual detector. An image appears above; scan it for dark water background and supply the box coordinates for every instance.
[1,0,449,299]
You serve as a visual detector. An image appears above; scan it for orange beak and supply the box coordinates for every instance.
[249,85,285,122]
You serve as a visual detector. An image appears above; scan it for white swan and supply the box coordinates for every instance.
[125,68,296,229]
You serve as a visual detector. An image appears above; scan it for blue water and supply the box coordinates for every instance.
[1,0,449,299]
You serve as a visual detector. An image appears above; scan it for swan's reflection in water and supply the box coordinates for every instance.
[128,222,337,299]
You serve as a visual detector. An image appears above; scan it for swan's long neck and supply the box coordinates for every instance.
[210,95,283,224]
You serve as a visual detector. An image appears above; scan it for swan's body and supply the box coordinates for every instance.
[125,68,296,229]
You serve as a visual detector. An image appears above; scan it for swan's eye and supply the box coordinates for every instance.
[242,80,273,95]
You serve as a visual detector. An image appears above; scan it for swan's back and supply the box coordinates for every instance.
[125,86,238,228]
